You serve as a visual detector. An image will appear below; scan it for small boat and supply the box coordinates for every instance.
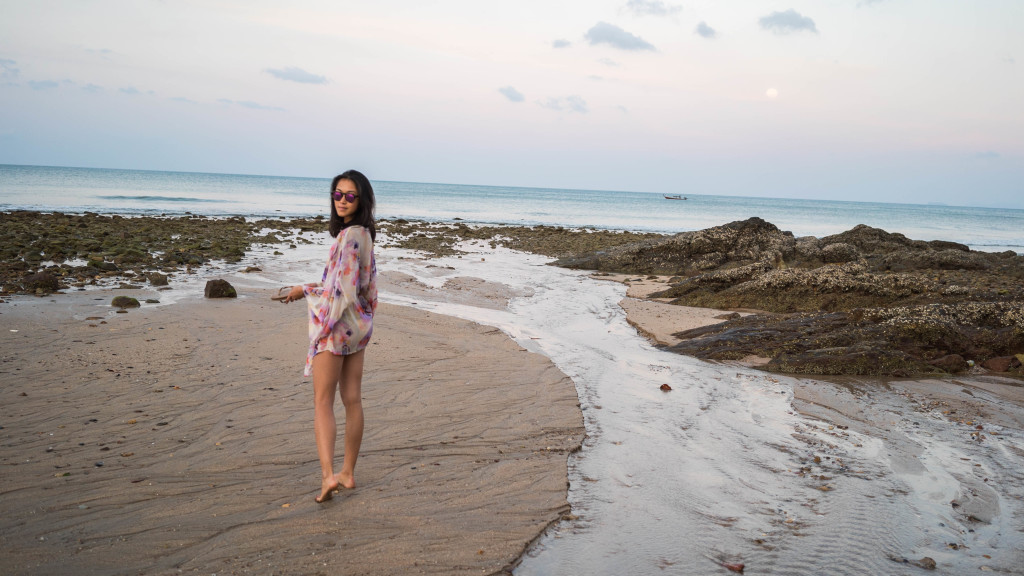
[664,194,687,200]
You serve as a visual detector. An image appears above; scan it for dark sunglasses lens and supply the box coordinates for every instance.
[332,192,357,202]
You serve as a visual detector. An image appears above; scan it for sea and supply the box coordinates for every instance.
[4,164,1024,574]
[1,164,1022,253]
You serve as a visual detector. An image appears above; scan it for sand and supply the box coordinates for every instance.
[0,290,583,575]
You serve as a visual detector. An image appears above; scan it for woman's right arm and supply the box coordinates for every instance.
[283,284,306,303]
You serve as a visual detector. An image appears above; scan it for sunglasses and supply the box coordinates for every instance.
[332,191,359,202]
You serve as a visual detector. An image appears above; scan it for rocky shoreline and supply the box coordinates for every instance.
[553,218,1024,378]
[3,211,1022,378]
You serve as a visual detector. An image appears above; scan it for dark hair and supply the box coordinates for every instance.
[328,169,376,240]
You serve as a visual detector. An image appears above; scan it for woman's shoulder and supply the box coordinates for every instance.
[340,224,374,244]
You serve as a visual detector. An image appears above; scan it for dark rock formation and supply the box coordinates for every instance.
[553,217,794,276]
[555,218,1024,377]
[111,296,140,309]
[22,271,61,294]
[667,302,1023,377]
[147,273,169,286]
[0,211,328,296]
[204,279,237,298]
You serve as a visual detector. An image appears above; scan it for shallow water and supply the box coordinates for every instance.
[375,241,1024,575]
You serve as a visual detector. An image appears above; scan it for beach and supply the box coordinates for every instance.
[0,289,583,575]
[2,204,1023,573]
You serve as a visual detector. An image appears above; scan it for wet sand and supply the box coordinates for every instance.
[608,273,1024,573]
[0,291,583,575]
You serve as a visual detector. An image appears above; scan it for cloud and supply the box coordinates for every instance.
[237,100,283,111]
[120,86,140,95]
[585,22,655,51]
[599,57,620,67]
[218,98,284,112]
[974,151,1000,159]
[82,83,103,93]
[29,80,59,90]
[694,21,717,39]
[498,86,525,102]
[858,0,886,5]
[264,66,328,85]
[565,96,587,113]
[552,39,571,48]
[1003,55,1016,64]
[759,10,818,35]
[170,96,197,104]
[0,59,19,80]
[624,0,681,17]
[539,95,588,113]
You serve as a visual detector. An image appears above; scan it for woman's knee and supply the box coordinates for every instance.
[340,388,362,409]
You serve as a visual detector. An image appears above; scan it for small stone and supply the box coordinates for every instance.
[660,383,672,391]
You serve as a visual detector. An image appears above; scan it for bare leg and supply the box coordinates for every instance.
[312,351,344,502]
[333,348,365,489]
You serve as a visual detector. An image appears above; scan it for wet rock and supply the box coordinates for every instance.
[929,354,968,374]
[22,271,60,293]
[204,279,237,298]
[147,273,169,286]
[111,296,140,309]
[660,383,672,391]
[668,302,1024,377]
[767,345,924,377]
[913,557,936,570]
[981,355,1021,372]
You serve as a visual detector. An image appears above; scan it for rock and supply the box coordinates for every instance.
[714,312,741,320]
[667,302,1024,377]
[553,217,796,276]
[204,279,237,298]
[794,236,822,260]
[22,271,60,293]
[820,242,860,263]
[660,383,672,391]
[111,296,140,309]
[929,354,968,374]
[243,266,262,273]
[912,557,936,570]
[766,346,924,377]
[147,273,169,286]
[981,356,1018,372]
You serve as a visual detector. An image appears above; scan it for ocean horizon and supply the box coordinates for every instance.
[2,163,1023,254]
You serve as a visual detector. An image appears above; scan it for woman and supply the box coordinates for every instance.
[283,169,378,503]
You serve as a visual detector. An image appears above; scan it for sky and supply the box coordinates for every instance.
[1,0,1022,208]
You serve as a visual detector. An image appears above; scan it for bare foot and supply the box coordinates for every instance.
[334,471,356,490]
[315,479,340,503]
